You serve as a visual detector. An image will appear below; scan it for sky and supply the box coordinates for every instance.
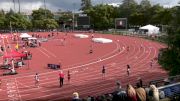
[0,0,179,14]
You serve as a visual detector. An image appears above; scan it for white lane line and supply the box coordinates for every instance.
[15,78,22,101]
[37,48,50,58]
[15,42,123,79]
[40,47,57,58]
[60,41,120,68]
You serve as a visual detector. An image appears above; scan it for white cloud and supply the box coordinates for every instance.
[0,2,13,12]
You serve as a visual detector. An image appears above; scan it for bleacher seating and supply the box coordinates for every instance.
[158,82,180,98]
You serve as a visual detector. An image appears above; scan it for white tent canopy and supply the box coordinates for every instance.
[28,37,37,40]
[139,25,159,35]
[20,33,32,38]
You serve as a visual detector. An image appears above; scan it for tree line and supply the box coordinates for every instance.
[0,0,178,31]
[81,0,174,30]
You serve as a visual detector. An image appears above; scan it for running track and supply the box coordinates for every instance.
[0,32,168,101]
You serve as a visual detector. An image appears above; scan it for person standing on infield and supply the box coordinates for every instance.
[127,64,130,76]
[127,46,129,52]
[34,73,40,87]
[0,79,2,90]
[59,70,64,87]
[67,70,70,83]
[150,59,153,68]
[102,65,106,78]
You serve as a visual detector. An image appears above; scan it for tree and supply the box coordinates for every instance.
[121,0,138,8]
[0,10,6,29]
[4,11,31,30]
[159,5,180,76]
[85,4,116,30]
[120,0,138,27]
[80,0,92,11]
[58,11,73,23]
[31,8,58,29]
[58,11,73,29]
[32,8,53,20]
[44,19,59,30]
[140,0,151,8]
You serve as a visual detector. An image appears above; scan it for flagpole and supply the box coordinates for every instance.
[10,21,15,72]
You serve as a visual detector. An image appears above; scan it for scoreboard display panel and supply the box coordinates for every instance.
[77,16,90,26]
[115,18,127,29]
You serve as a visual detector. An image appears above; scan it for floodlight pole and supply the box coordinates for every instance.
[127,0,129,30]
[9,21,16,72]
[10,21,12,34]
[115,18,117,34]
[13,0,15,12]
[44,0,47,18]
[18,0,20,13]
[73,3,76,32]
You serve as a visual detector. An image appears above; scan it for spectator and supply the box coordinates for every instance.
[138,77,143,87]
[159,90,165,99]
[148,85,159,101]
[91,96,95,101]
[112,82,127,101]
[72,92,81,101]
[136,83,146,101]
[87,96,91,101]
[163,78,170,85]
[115,80,122,92]
[127,84,137,101]
[112,90,127,101]
[106,94,113,101]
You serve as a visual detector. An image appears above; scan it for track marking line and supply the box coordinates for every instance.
[40,47,57,58]
[37,48,50,58]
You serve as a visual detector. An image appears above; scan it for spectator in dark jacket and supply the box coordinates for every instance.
[112,88,128,101]
[72,92,81,101]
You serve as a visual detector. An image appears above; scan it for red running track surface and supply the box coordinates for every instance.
[0,32,168,101]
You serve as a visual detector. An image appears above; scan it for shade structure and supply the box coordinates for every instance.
[20,33,32,38]
[3,50,26,59]
[139,24,159,34]
[28,37,37,40]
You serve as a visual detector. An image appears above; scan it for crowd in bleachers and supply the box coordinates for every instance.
[70,76,180,101]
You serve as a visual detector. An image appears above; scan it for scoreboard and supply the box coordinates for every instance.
[115,18,127,29]
[77,14,90,29]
